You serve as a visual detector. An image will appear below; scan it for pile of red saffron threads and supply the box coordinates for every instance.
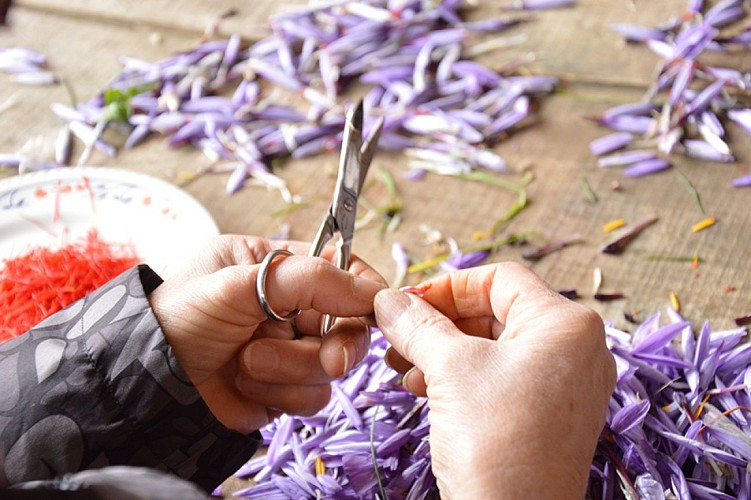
[0,230,139,341]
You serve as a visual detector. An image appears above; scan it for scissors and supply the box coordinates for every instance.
[310,99,384,334]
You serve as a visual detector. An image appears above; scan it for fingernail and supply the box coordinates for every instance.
[245,343,279,375]
[341,340,357,374]
[374,288,412,330]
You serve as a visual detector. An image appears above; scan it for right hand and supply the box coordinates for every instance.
[374,262,616,498]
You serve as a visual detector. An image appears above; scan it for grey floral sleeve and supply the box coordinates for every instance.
[0,265,259,492]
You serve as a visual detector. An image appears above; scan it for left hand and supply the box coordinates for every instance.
[148,235,386,434]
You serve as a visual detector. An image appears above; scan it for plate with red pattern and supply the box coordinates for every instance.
[0,167,219,278]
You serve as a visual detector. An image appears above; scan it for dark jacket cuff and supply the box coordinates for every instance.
[0,265,259,492]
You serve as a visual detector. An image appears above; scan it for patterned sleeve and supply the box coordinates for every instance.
[0,265,260,492]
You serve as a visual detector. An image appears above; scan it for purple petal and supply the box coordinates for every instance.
[731,174,751,188]
[669,61,694,105]
[635,474,665,500]
[631,321,691,355]
[342,453,378,496]
[602,102,659,120]
[589,132,634,156]
[610,400,650,435]
[703,424,751,462]
[728,108,751,134]
[594,115,655,135]
[403,168,427,180]
[392,242,409,274]
[687,482,737,500]
[0,154,21,168]
[597,150,656,168]
[682,78,727,117]
[719,343,751,375]
[13,70,57,86]
[225,163,249,195]
[610,23,668,43]
[461,17,527,33]
[266,415,296,465]
[682,139,734,162]
[522,233,581,260]
[376,428,411,456]
[440,250,490,272]
[54,125,72,166]
[700,111,725,138]
[333,385,363,430]
[623,158,672,177]
[503,0,576,10]
[705,0,746,28]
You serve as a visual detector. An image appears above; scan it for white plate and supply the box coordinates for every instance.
[0,167,219,278]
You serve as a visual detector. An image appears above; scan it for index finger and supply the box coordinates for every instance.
[276,240,387,287]
[253,253,385,322]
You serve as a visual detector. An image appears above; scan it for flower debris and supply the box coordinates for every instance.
[31,0,559,202]
[229,230,751,498]
[589,0,751,178]
[227,299,751,498]
[600,215,658,254]
[591,309,751,499]
[0,47,57,86]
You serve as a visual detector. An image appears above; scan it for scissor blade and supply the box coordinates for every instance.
[335,103,364,196]
[357,116,384,193]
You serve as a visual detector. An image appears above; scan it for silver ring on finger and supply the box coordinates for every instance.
[256,249,301,322]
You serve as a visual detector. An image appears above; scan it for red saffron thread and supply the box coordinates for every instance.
[401,283,432,297]
[0,229,140,342]
[52,180,62,224]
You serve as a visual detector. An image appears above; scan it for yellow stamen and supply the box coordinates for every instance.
[472,230,488,241]
[691,216,716,233]
[602,218,626,233]
[176,171,197,181]
[315,456,325,476]
[692,394,712,421]
[669,291,680,312]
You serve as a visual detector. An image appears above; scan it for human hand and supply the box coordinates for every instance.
[374,263,616,499]
[148,235,385,434]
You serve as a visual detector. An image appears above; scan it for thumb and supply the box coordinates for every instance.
[374,288,462,372]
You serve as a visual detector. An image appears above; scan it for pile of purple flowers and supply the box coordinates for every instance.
[223,306,750,498]
[592,310,751,499]
[589,0,751,185]
[223,332,435,499]
[38,0,560,198]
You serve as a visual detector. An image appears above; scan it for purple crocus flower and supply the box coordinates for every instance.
[36,0,564,199]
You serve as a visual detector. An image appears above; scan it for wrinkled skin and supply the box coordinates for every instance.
[375,262,616,499]
[148,235,386,434]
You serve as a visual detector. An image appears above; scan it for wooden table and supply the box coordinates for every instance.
[1,0,749,331]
